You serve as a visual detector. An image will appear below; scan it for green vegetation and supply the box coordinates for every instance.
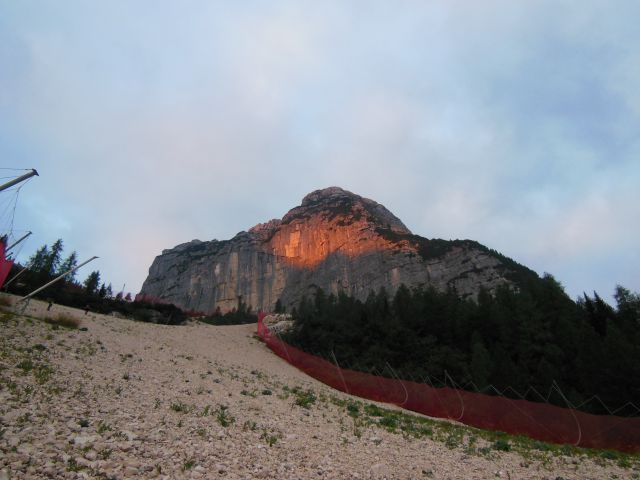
[284,281,640,415]
[293,388,317,409]
[43,314,80,329]
[198,299,257,326]
[328,396,639,467]
[261,428,281,446]
[5,238,189,325]
[170,401,192,413]
[215,405,235,427]
[96,420,112,434]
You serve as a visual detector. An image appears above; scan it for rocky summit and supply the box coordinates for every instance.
[139,187,537,313]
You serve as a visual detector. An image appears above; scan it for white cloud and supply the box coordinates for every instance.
[1,1,639,300]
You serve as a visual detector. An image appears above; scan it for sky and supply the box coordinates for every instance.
[1,1,639,302]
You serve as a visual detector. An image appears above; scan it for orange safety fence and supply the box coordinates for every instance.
[257,313,640,453]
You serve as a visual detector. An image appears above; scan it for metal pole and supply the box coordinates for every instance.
[19,256,98,302]
[0,169,39,193]
[6,231,32,254]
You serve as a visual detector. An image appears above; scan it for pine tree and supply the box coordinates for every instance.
[470,331,492,389]
[28,245,49,272]
[83,271,101,295]
[43,239,64,275]
[58,251,78,280]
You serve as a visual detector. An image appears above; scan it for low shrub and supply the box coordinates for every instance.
[44,314,80,329]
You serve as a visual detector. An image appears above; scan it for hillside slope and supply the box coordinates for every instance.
[1,295,635,479]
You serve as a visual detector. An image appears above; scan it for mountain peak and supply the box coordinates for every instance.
[284,187,411,235]
[301,186,359,206]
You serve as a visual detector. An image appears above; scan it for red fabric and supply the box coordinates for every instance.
[0,241,14,289]
[257,313,640,453]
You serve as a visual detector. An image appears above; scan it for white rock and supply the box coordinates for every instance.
[73,435,97,447]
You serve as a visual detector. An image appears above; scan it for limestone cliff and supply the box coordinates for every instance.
[139,187,537,313]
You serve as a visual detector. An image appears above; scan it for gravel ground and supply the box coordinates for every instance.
[0,294,637,479]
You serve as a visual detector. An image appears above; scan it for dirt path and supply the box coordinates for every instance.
[1,294,636,479]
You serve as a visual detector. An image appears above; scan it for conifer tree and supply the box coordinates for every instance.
[43,239,64,275]
[28,245,49,272]
[83,270,101,295]
[58,251,78,280]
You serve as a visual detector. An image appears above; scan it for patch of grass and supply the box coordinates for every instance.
[531,440,553,452]
[378,415,398,431]
[216,405,235,427]
[16,412,31,426]
[352,416,365,438]
[351,399,640,469]
[182,459,195,471]
[96,420,112,434]
[294,389,317,409]
[79,419,89,428]
[16,358,34,374]
[34,364,54,384]
[444,429,464,449]
[170,402,191,414]
[261,389,272,396]
[98,448,112,460]
[67,457,84,472]
[493,439,511,452]
[364,404,385,417]
[16,356,54,384]
[261,428,281,447]
[243,420,258,431]
[44,314,80,329]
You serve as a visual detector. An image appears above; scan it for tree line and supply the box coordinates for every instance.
[4,239,185,325]
[23,238,122,300]
[282,276,640,416]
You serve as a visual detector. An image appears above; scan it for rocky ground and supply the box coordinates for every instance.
[1,294,638,479]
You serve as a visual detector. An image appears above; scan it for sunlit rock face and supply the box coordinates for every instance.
[139,187,535,313]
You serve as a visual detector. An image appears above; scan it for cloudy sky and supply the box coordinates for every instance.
[1,1,638,302]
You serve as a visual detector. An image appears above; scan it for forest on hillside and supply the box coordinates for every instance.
[4,238,257,326]
[3,239,188,324]
[282,277,640,416]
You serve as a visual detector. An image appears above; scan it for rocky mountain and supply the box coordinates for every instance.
[139,187,538,313]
